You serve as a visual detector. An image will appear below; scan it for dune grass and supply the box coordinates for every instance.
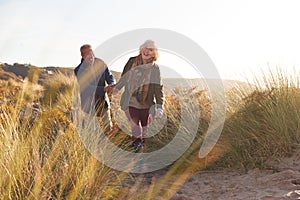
[0,69,300,199]
[0,75,123,199]
[215,69,300,170]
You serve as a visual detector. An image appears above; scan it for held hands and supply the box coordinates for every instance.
[104,84,115,94]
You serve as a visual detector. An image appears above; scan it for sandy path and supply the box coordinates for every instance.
[124,150,300,199]
[172,150,300,200]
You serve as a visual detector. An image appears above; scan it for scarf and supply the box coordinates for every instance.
[129,55,153,106]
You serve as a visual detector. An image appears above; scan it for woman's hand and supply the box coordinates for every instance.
[155,108,163,119]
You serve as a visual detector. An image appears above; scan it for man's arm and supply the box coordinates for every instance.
[105,67,116,85]
[103,67,116,93]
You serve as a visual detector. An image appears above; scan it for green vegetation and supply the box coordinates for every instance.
[0,67,299,199]
[218,70,300,170]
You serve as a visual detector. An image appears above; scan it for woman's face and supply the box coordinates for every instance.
[141,48,155,62]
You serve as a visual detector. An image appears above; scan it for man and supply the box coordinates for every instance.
[74,44,115,134]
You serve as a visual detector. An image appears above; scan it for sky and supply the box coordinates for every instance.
[0,0,300,82]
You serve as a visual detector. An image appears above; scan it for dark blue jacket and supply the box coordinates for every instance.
[74,58,115,114]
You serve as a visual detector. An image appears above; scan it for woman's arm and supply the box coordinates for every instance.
[115,57,134,90]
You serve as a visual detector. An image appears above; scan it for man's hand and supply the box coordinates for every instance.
[104,84,115,94]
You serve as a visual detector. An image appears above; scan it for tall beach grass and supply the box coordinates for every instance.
[0,68,299,199]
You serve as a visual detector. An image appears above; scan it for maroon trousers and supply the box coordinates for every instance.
[127,106,150,142]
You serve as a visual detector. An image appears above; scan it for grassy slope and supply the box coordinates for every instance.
[0,64,299,199]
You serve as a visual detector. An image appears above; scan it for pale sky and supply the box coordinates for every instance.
[0,0,300,81]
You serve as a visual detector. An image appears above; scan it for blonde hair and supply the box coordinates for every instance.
[139,40,159,61]
[139,48,159,61]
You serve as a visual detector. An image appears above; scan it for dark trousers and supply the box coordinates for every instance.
[128,106,150,142]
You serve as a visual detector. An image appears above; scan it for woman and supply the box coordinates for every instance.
[114,40,163,152]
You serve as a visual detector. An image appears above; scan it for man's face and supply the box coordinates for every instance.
[81,48,94,65]
[81,48,93,59]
